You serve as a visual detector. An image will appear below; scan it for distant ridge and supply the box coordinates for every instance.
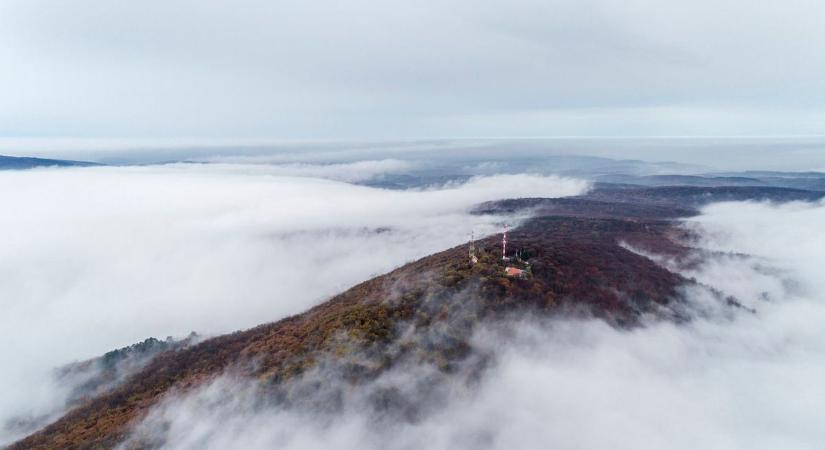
[0,154,102,170]
[591,172,825,191]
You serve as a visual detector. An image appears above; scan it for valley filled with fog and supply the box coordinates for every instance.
[3,0,824,447]
[0,162,585,444]
[2,157,824,449]
[114,199,825,450]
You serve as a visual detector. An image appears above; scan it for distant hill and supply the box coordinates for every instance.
[0,155,101,170]
[473,185,825,222]
[592,172,825,191]
[583,184,825,209]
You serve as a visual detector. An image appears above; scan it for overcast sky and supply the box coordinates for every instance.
[1,0,824,140]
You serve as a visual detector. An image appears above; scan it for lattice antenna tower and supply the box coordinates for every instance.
[469,230,478,264]
[502,224,508,260]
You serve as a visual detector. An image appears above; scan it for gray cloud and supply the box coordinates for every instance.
[1,0,823,138]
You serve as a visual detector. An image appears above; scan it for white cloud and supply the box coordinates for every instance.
[0,164,586,444]
[119,199,825,450]
[182,159,415,182]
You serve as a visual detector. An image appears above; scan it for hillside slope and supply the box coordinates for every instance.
[15,185,803,449]
[10,207,699,449]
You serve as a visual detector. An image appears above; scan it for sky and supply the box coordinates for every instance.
[1,0,825,140]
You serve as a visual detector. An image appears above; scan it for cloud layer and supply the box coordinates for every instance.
[118,199,825,450]
[0,163,586,444]
[1,0,824,138]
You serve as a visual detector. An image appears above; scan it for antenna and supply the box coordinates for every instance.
[469,230,478,264]
[502,224,508,260]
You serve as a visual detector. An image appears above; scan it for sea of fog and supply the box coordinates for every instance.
[1,162,824,449]
[117,199,825,450]
[0,163,585,444]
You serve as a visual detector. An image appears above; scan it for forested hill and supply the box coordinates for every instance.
[11,186,787,449]
[475,184,825,219]
[583,184,825,209]
[0,155,101,170]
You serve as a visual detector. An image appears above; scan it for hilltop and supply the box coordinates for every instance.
[12,184,823,449]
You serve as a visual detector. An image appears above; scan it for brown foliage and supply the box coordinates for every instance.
[12,207,695,449]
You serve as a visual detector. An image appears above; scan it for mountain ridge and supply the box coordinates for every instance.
[12,184,823,449]
[0,155,101,170]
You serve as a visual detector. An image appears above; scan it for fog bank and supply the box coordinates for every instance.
[123,199,825,450]
[0,163,586,444]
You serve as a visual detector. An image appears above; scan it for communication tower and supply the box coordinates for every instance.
[502,224,509,260]
[469,231,478,264]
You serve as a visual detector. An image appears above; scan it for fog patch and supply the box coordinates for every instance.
[0,164,585,444]
[182,159,416,183]
[121,200,825,450]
